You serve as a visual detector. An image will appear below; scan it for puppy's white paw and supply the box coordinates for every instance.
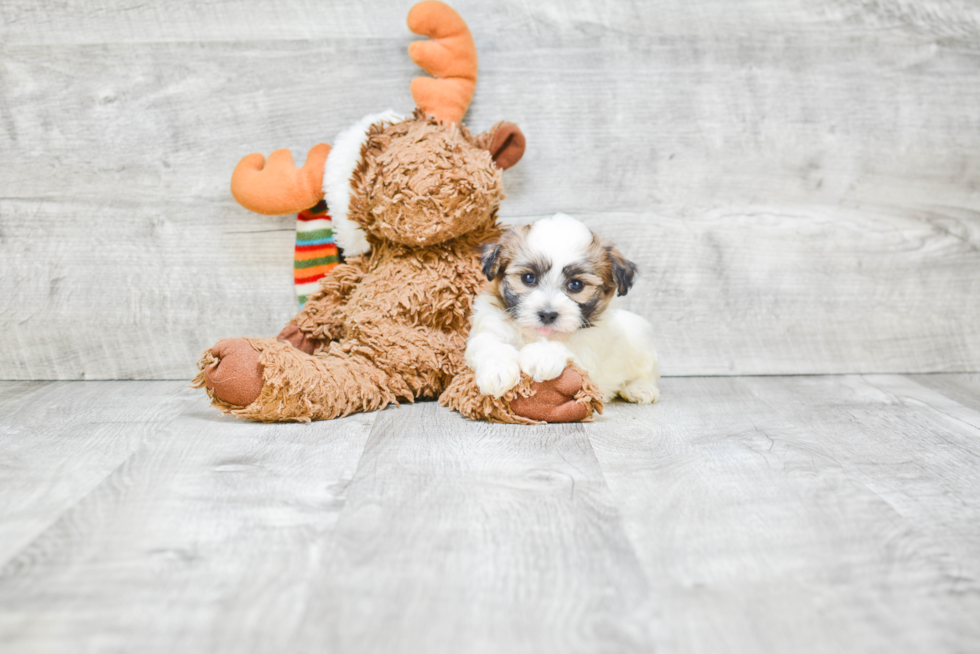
[519,341,573,382]
[620,378,660,404]
[476,358,522,398]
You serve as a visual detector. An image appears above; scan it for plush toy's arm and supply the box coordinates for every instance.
[277,256,371,353]
[440,364,603,424]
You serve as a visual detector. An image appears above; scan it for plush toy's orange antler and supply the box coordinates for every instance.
[407,1,477,125]
[230,143,331,215]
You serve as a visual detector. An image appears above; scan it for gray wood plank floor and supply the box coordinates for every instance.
[1,376,978,653]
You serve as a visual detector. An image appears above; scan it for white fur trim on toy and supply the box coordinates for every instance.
[324,110,404,257]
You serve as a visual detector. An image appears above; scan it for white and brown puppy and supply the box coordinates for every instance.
[467,213,660,404]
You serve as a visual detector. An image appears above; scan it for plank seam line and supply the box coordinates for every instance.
[863,374,980,435]
[0,385,200,572]
[580,422,661,596]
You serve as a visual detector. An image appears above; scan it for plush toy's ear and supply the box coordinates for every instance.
[475,122,526,170]
[488,123,525,169]
[481,241,505,281]
[606,245,638,296]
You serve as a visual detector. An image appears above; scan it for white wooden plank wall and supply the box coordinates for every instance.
[1,0,979,379]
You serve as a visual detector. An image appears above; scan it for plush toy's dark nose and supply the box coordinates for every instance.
[538,310,559,325]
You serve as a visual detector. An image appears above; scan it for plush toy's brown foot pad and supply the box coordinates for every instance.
[277,322,321,355]
[510,367,590,423]
[202,338,264,407]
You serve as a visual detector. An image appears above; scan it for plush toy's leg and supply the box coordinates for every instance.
[193,337,410,422]
[439,364,603,424]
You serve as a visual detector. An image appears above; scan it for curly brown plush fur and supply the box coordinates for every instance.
[193,113,603,423]
[194,2,602,424]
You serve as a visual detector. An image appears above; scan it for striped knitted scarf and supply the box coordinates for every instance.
[294,200,340,307]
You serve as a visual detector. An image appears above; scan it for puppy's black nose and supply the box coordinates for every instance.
[538,310,558,325]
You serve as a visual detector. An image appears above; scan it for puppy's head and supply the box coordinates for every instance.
[481,213,637,339]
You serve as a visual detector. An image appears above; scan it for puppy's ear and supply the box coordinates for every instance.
[481,241,505,281]
[606,246,638,296]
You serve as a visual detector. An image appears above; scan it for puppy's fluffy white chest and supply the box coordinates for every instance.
[467,293,660,402]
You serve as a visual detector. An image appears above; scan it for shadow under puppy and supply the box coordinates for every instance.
[468,213,661,407]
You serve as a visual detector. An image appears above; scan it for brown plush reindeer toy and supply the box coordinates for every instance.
[193,1,603,424]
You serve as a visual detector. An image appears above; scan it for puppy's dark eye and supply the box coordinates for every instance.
[521,273,537,286]
[567,279,584,293]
